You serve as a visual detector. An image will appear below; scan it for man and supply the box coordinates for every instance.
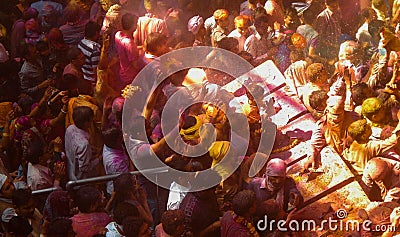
[247,158,303,214]
[313,0,342,60]
[65,106,100,180]
[244,14,272,60]
[221,190,258,237]
[115,13,140,90]
[78,21,101,83]
[363,158,400,202]
[134,0,168,48]
[211,9,230,47]
[228,15,252,52]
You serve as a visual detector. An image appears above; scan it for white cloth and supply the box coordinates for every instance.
[167,181,190,210]
[27,162,53,191]
[105,222,124,237]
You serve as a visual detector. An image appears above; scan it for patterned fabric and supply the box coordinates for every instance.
[78,38,101,82]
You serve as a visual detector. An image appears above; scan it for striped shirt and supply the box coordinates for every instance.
[78,38,101,82]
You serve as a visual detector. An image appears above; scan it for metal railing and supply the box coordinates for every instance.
[31,167,170,195]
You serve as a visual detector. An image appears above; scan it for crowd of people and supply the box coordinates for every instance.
[2,0,400,236]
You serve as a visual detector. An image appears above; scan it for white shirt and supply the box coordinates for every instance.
[167,181,190,210]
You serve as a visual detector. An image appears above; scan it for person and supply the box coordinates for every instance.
[247,158,303,215]
[102,127,130,196]
[59,3,88,46]
[187,16,207,46]
[264,0,285,25]
[105,201,139,237]
[362,158,400,202]
[7,216,33,237]
[356,8,378,46]
[155,210,185,237]
[62,47,93,96]
[211,9,230,47]
[46,218,75,237]
[65,106,100,180]
[134,0,168,48]
[300,63,329,114]
[114,13,140,90]
[221,190,258,237]
[313,0,342,61]
[12,189,42,237]
[343,115,400,173]
[78,21,101,84]
[228,15,252,52]
[122,216,151,237]
[179,171,221,236]
[70,186,111,237]
[244,14,272,60]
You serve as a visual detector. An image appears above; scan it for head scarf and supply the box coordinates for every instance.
[265,158,286,191]
[180,116,202,141]
[43,191,70,221]
[187,16,204,35]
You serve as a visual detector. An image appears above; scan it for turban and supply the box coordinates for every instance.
[187,16,204,35]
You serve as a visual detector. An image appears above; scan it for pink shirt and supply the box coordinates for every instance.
[115,31,140,83]
[71,212,111,237]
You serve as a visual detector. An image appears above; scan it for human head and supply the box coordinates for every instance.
[309,90,328,112]
[47,28,67,50]
[351,83,375,106]
[113,201,139,225]
[144,0,158,13]
[361,97,385,123]
[347,119,372,143]
[325,0,339,12]
[22,133,43,164]
[234,15,251,35]
[63,3,80,23]
[42,4,58,24]
[364,158,390,182]
[74,186,103,213]
[102,126,123,149]
[361,7,377,23]
[187,16,204,35]
[214,9,230,28]
[67,46,85,67]
[144,32,169,56]
[368,19,385,46]
[84,21,100,40]
[265,158,286,191]
[22,7,39,21]
[284,7,300,30]
[161,210,185,237]
[254,14,270,36]
[114,173,139,201]
[291,33,306,50]
[123,216,150,237]
[12,189,35,218]
[122,13,138,31]
[180,115,202,142]
[232,190,257,216]
[72,106,94,129]
[306,63,327,84]
[43,191,70,222]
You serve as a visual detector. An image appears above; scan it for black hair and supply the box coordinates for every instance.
[102,126,123,149]
[122,216,144,237]
[74,186,102,213]
[113,173,139,205]
[72,106,94,129]
[232,190,256,216]
[122,13,138,31]
[84,21,100,38]
[113,201,139,224]
[351,83,374,106]
[12,189,33,208]
[67,46,82,62]
[161,210,185,235]
[254,14,269,28]
[309,90,328,111]
[144,32,168,55]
